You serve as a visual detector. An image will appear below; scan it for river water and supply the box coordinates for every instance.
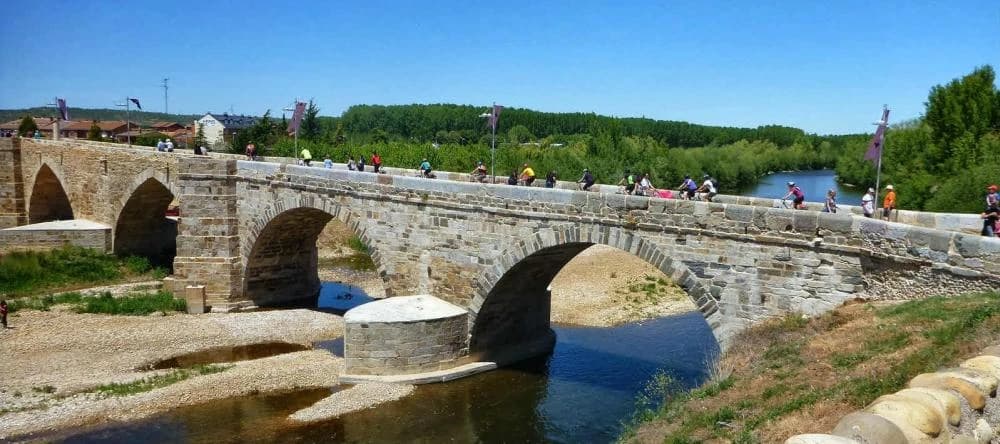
[60,311,718,443]
[745,169,864,206]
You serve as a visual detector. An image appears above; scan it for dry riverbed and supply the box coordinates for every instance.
[0,308,400,441]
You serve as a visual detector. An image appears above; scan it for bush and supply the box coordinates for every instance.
[77,291,186,315]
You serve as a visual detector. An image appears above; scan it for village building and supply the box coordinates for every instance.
[195,113,257,148]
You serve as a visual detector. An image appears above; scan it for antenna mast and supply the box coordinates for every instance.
[161,78,169,114]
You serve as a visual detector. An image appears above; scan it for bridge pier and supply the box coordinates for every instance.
[0,138,27,228]
[168,158,245,310]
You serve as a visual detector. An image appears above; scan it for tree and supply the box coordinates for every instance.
[333,122,347,146]
[87,121,102,141]
[193,123,207,148]
[18,115,37,136]
[924,65,1000,171]
[300,100,321,141]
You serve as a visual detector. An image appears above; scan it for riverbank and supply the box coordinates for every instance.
[0,308,361,440]
[624,292,1000,443]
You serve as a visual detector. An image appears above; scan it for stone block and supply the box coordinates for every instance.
[184,285,207,314]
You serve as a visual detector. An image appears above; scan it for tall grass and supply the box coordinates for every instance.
[9,290,185,315]
[0,246,168,298]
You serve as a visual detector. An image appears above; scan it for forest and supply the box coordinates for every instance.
[230,103,852,194]
[835,65,1000,213]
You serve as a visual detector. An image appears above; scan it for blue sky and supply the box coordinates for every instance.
[1,0,997,134]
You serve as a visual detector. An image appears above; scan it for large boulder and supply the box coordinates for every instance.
[865,395,944,437]
[784,434,859,444]
[909,372,988,410]
[960,355,1000,380]
[935,368,998,396]
[894,388,961,426]
[831,411,908,444]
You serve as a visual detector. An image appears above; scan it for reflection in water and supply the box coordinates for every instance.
[60,312,717,443]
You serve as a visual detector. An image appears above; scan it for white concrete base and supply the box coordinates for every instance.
[339,361,497,385]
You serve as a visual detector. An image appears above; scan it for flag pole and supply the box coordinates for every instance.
[874,104,887,206]
[126,98,131,147]
[491,102,496,184]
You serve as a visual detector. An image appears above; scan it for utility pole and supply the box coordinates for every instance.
[115,98,133,146]
[161,78,169,114]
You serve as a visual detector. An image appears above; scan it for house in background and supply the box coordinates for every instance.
[59,120,133,139]
[195,113,257,149]
[0,117,60,137]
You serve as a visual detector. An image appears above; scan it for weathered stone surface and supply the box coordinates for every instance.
[784,434,858,444]
[909,373,988,410]
[831,411,908,444]
[866,395,944,436]
[960,355,1000,380]
[894,388,960,426]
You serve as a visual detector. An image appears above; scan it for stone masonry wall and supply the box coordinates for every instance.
[184,161,1000,351]
[0,227,110,253]
[0,138,26,228]
[345,313,469,376]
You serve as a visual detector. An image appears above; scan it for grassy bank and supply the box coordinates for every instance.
[623,292,1000,443]
[0,246,168,298]
[9,290,185,315]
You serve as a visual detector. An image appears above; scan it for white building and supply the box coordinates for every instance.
[195,113,257,149]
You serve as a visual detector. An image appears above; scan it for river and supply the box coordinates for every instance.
[744,169,864,206]
[60,311,718,443]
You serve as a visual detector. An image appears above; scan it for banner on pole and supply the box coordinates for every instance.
[129,98,142,110]
[864,107,890,163]
[287,101,307,134]
[57,98,69,120]
[488,104,503,131]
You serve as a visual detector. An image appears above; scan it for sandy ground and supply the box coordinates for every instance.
[550,244,697,326]
[0,308,379,441]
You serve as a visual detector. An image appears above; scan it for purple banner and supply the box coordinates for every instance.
[129,97,142,110]
[287,101,306,134]
[489,104,503,131]
[864,107,890,163]
[57,98,69,120]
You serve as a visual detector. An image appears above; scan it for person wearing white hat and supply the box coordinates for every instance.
[165,138,174,152]
[882,185,896,220]
[861,188,875,218]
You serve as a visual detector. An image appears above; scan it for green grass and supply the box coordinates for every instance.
[623,291,1000,443]
[0,246,169,298]
[91,364,231,397]
[9,290,185,315]
[347,235,370,255]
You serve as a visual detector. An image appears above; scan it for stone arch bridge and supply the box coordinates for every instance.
[2,138,999,370]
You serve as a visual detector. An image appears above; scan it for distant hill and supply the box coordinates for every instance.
[0,107,203,125]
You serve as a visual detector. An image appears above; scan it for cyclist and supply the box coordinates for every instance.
[696,174,717,202]
[419,158,433,178]
[782,182,806,209]
[471,161,488,182]
[578,168,595,191]
[677,175,697,200]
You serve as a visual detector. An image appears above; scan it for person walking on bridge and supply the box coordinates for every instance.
[300,148,312,166]
[371,151,382,173]
[862,188,875,218]
[983,184,999,237]
[882,185,896,221]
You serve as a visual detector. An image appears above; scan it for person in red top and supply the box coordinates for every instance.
[371,152,382,173]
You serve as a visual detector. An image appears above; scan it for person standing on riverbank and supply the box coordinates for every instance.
[1,300,8,328]
[862,188,875,218]
[882,185,897,220]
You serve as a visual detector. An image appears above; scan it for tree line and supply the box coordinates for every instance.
[835,65,1000,213]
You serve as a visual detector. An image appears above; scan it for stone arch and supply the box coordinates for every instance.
[468,224,723,363]
[241,197,384,307]
[113,173,176,267]
[28,163,74,223]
